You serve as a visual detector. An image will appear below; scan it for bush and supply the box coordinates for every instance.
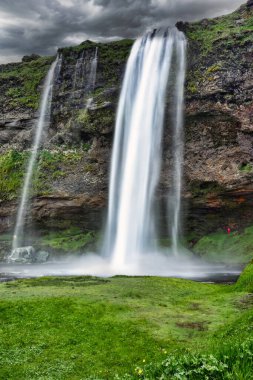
[117,338,253,380]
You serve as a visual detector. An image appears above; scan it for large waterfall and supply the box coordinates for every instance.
[103,28,186,268]
[12,57,60,251]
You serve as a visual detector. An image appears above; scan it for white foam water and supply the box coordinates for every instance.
[102,28,186,270]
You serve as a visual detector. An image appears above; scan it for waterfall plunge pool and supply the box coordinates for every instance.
[0,252,243,284]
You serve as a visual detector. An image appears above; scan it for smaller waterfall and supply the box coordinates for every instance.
[12,57,59,251]
[88,47,98,91]
[170,33,186,256]
[73,51,85,92]
[86,47,98,109]
[73,47,98,97]
[55,53,63,81]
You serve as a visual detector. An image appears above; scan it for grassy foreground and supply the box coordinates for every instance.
[0,269,253,379]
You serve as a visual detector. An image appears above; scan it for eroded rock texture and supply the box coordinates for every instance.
[0,3,253,248]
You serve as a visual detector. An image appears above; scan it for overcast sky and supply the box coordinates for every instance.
[0,0,246,64]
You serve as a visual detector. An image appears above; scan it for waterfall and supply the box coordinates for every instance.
[86,47,98,108]
[73,51,84,92]
[11,57,60,251]
[170,34,186,256]
[103,28,186,268]
[55,53,63,82]
[73,47,98,96]
[88,47,98,91]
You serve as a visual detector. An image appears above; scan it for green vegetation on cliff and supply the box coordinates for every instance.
[40,227,97,253]
[193,226,253,264]
[0,269,253,379]
[185,3,253,95]
[235,260,253,292]
[187,3,253,54]
[34,149,83,195]
[60,39,133,62]
[0,150,29,201]
[0,149,83,201]
[60,39,133,85]
[76,106,115,136]
[0,56,54,110]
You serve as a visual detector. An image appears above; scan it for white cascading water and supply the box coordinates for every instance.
[73,51,85,91]
[12,57,60,251]
[103,28,186,268]
[170,34,186,256]
[55,54,63,82]
[88,47,98,91]
[73,48,98,94]
[86,47,98,108]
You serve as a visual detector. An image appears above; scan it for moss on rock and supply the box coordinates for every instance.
[0,149,84,201]
[0,56,54,110]
[235,260,253,292]
[189,180,224,199]
[0,150,29,201]
[186,4,253,55]
[193,226,253,264]
[40,227,97,253]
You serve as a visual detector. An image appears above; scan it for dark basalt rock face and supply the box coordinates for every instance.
[182,2,253,202]
[0,2,253,249]
[175,21,189,33]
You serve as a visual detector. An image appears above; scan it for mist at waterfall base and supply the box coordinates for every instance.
[3,30,241,281]
[1,252,242,282]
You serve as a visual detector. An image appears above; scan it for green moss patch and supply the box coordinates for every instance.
[0,149,83,201]
[235,260,253,292]
[193,226,253,264]
[40,227,97,253]
[239,162,253,173]
[187,5,253,55]
[0,150,29,201]
[34,149,83,195]
[0,56,54,110]
[59,39,133,86]
[189,180,224,199]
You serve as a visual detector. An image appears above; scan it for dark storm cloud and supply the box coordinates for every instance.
[0,0,246,63]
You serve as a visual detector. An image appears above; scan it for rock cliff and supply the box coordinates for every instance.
[0,1,253,256]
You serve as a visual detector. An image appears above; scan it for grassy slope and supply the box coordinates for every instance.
[187,3,253,54]
[193,226,253,264]
[0,56,54,110]
[0,274,252,379]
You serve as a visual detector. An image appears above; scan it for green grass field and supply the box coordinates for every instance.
[0,268,253,379]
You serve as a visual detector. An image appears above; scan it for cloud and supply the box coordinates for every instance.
[0,0,246,63]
